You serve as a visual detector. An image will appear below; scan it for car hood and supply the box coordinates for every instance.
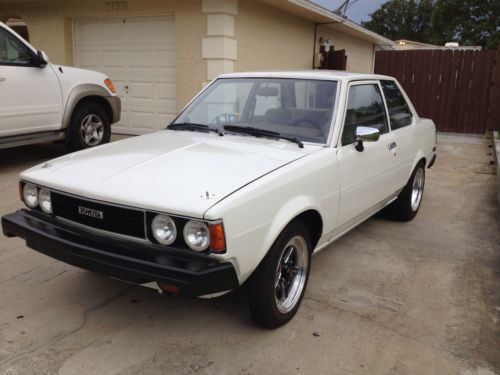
[22,131,321,217]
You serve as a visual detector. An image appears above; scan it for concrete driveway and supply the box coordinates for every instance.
[0,135,499,375]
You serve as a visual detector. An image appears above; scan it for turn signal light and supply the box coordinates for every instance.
[210,223,226,253]
[104,79,116,93]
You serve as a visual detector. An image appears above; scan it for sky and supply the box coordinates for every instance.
[312,0,386,24]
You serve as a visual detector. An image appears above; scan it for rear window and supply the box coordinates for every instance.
[380,80,413,130]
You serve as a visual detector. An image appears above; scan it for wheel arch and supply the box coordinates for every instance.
[407,154,427,182]
[62,84,113,128]
[263,197,324,256]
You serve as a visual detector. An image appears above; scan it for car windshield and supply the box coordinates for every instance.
[171,78,338,144]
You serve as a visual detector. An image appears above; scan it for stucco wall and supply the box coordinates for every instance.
[235,0,314,71]
[318,25,375,73]
[0,0,205,111]
[234,0,375,73]
[1,0,376,110]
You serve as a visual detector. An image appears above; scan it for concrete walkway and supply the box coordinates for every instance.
[0,135,498,375]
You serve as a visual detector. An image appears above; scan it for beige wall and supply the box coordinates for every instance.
[319,25,375,73]
[0,0,206,111]
[1,0,376,110]
[235,0,313,71]
[234,0,375,73]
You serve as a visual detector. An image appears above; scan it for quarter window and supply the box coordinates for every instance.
[0,28,33,66]
[341,84,389,146]
[380,80,413,130]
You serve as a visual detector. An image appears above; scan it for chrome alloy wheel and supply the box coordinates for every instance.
[411,168,425,211]
[80,114,104,146]
[274,235,308,314]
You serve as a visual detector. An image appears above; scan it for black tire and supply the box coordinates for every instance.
[247,221,311,328]
[66,102,111,152]
[384,161,426,221]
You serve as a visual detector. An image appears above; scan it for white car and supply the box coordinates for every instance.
[2,71,437,328]
[0,22,120,151]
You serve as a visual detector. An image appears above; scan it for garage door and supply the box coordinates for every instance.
[74,16,176,135]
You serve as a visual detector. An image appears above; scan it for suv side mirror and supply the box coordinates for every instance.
[36,50,48,68]
[355,126,380,152]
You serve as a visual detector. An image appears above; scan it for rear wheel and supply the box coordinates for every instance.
[66,102,111,152]
[247,221,311,328]
[385,162,425,221]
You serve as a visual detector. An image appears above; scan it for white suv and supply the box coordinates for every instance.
[0,22,121,151]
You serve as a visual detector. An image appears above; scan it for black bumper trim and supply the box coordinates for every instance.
[2,210,239,297]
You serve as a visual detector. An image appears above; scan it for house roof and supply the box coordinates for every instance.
[257,0,394,48]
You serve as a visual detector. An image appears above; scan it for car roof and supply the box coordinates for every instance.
[218,70,395,82]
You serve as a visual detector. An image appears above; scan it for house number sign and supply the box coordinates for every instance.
[105,1,128,12]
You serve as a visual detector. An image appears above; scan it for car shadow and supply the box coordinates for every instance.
[0,142,67,172]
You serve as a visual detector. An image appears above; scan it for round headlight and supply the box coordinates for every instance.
[183,220,210,252]
[38,188,52,214]
[23,183,38,208]
[151,214,177,245]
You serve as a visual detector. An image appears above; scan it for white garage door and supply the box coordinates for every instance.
[74,16,176,135]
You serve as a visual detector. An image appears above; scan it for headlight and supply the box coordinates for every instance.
[38,188,52,214]
[23,183,38,208]
[183,220,210,252]
[151,214,177,245]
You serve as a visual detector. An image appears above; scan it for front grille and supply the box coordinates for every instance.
[51,192,145,239]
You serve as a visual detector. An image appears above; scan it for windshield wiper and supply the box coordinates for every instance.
[223,125,304,148]
[168,123,221,134]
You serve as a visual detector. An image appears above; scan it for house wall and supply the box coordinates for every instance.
[235,0,313,71]
[318,25,375,73]
[235,0,375,74]
[1,0,376,112]
[0,0,206,111]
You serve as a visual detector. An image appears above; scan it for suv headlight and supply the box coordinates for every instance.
[23,183,38,208]
[38,188,52,214]
[183,220,210,252]
[151,214,177,245]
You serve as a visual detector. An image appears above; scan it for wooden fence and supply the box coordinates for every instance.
[374,47,500,134]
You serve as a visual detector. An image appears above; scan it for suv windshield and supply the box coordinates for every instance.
[171,78,338,144]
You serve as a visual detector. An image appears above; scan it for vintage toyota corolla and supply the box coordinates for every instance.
[2,72,436,328]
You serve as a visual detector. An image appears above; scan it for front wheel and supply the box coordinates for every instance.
[385,162,426,221]
[247,221,311,328]
[66,102,111,152]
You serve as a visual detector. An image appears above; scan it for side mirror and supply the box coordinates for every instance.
[355,126,380,152]
[36,50,49,68]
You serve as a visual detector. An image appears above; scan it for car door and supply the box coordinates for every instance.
[334,81,400,232]
[0,26,62,137]
[380,79,418,189]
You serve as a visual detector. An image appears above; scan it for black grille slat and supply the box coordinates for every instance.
[51,193,145,238]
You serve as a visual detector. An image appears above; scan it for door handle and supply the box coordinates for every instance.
[388,142,397,151]
[0,76,6,82]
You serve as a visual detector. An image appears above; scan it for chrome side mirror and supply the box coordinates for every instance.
[355,126,380,152]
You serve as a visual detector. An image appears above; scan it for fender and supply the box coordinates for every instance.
[240,195,324,283]
[61,84,113,129]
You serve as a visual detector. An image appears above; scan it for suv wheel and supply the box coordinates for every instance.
[67,102,111,152]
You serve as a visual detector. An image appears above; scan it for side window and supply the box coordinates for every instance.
[380,80,413,130]
[0,28,33,66]
[341,84,389,146]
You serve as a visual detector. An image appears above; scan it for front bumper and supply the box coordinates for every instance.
[1,210,238,297]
